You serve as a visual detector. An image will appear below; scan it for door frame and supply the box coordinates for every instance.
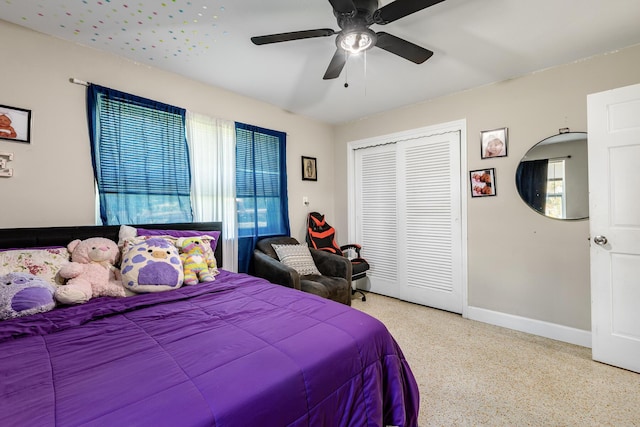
[346,119,468,317]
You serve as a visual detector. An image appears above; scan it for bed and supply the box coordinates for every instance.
[0,223,419,426]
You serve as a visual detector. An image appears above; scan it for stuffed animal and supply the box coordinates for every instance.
[55,237,127,305]
[176,237,217,285]
[0,113,17,139]
[120,237,184,293]
[0,272,56,320]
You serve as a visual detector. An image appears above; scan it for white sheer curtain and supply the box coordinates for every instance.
[186,111,237,272]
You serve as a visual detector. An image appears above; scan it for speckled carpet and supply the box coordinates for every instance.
[351,292,640,426]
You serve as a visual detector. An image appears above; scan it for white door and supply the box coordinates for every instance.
[354,143,399,298]
[587,83,640,373]
[354,131,463,313]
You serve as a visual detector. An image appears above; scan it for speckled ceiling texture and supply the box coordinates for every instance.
[5,0,640,124]
[3,0,227,61]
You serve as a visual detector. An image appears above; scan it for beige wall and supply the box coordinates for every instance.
[334,44,640,331]
[0,20,332,243]
[4,18,640,335]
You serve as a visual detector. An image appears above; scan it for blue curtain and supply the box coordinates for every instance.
[516,159,549,214]
[235,122,290,273]
[87,84,192,225]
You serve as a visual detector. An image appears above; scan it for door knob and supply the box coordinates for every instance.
[593,235,608,245]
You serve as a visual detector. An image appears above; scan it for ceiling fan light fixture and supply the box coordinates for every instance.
[338,29,376,54]
[252,0,442,80]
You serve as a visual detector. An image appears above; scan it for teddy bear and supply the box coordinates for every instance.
[55,237,127,305]
[0,113,17,139]
[176,237,217,285]
[0,272,56,320]
[120,237,184,293]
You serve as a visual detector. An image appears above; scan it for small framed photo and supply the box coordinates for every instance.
[0,104,31,143]
[481,127,507,159]
[470,168,497,197]
[301,156,317,181]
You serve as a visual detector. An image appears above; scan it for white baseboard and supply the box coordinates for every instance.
[465,306,592,348]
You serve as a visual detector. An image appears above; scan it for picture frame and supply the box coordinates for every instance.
[301,156,317,181]
[470,168,497,197]
[480,127,508,159]
[0,104,31,143]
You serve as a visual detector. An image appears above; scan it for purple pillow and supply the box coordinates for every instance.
[136,228,221,250]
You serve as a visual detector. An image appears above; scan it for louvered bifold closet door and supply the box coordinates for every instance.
[355,143,399,298]
[354,131,462,313]
[398,132,462,313]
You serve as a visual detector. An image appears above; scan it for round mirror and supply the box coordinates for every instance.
[515,132,588,220]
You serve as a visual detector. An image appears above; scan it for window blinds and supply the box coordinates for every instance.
[87,84,192,224]
[235,122,290,273]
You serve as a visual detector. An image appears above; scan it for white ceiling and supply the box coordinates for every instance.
[3,0,640,125]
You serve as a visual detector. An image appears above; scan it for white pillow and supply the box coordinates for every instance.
[271,244,321,276]
[118,224,138,247]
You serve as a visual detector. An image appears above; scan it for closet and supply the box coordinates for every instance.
[349,122,465,313]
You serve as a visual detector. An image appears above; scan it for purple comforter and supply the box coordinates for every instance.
[0,270,419,427]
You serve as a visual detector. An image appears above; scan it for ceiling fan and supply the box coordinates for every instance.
[251,0,444,80]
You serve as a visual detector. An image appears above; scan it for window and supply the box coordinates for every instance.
[87,86,289,271]
[87,84,192,225]
[235,123,290,273]
[545,160,566,218]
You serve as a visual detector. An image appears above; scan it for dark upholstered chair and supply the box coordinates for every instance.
[253,236,352,306]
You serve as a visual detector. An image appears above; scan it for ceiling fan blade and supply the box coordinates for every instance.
[375,32,433,64]
[323,49,348,80]
[251,29,335,45]
[328,0,357,15]
[374,0,445,25]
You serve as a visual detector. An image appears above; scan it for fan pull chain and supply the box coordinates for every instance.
[344,52,349,88]
[364,50,367,96]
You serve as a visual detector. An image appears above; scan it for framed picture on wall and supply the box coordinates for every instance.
[0,104,31,143]
[302,156,317,181]
[470,168,497,197]
[481,127,508,159]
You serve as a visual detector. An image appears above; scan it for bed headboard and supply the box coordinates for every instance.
[0,222,223,266]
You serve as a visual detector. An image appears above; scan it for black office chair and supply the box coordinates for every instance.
[306,212,369,301]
